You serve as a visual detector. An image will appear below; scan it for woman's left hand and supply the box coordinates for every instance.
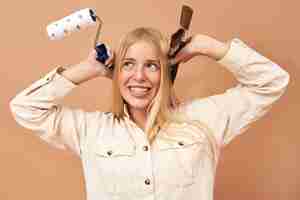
[173,34,231,64]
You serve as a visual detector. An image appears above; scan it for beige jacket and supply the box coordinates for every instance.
[10,39,290,200]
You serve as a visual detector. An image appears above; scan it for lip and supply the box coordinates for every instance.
[128,86,151,97]
[128,85,151,89]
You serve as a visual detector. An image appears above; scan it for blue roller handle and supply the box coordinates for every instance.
[95,43,110,64]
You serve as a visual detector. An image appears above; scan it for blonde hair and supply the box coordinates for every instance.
[111,27,218,165]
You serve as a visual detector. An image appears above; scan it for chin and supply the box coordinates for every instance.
[125,98,151,111]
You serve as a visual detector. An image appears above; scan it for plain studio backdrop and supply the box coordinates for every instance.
[1,0,298,199]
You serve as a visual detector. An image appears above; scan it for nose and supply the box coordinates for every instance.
[133,66,146,81]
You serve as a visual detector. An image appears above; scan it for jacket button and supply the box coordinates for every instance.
[178,141,184,146]
[143,145,149,151]
[144,178,151,185]
[107,150,113,156]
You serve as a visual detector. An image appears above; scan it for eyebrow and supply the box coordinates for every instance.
[123,57,159,63]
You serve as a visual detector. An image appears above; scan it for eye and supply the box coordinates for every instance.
[146,63,160,72]
[122,61,134,71]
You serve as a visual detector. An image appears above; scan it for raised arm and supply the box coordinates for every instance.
[176,35,290,146]
[59,49,114,84]
[9,49,113,156]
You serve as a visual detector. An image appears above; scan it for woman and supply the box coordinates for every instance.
[10,27,290,200]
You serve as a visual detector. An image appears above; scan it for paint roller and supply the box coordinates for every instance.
[46,8,113,69]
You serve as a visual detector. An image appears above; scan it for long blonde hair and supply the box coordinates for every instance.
[111,27,219,165]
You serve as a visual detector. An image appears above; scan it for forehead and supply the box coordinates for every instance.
[125,41,159,60]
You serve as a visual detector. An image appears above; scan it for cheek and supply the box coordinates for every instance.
[118,70,129,85]
[118,72,138,100]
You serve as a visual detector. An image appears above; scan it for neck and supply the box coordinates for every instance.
[128,107,148,131]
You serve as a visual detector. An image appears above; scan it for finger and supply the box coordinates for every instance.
[173,48,186,64]
[90,49,97,59]
[105,51,115,66]
[174,47,192,64]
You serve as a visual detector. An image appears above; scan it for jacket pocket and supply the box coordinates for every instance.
[93,134,144,197]
[155,130,211,189]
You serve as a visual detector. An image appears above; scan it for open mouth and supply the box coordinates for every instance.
[128,86,151,97]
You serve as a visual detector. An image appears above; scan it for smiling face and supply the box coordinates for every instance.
[118,41,161,112]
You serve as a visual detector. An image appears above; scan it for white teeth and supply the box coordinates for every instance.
[130,87,148,92]
[129,87,150,96]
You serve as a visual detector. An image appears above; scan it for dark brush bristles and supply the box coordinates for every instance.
[169,29,185,56]
[180,5,193,30]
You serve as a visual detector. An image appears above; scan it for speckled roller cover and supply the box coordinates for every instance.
[46,8,97,40]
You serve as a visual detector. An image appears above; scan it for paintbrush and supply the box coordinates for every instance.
[169,5,194,83]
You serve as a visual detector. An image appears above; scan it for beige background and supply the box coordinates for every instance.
[1,0,299,199]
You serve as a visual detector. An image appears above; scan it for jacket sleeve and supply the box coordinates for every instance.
[9,66,98,156]
[213,38,290,146]
[186,38,290,147]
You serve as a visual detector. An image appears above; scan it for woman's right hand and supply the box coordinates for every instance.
[58,48,114,85]
[85,49,114,79]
